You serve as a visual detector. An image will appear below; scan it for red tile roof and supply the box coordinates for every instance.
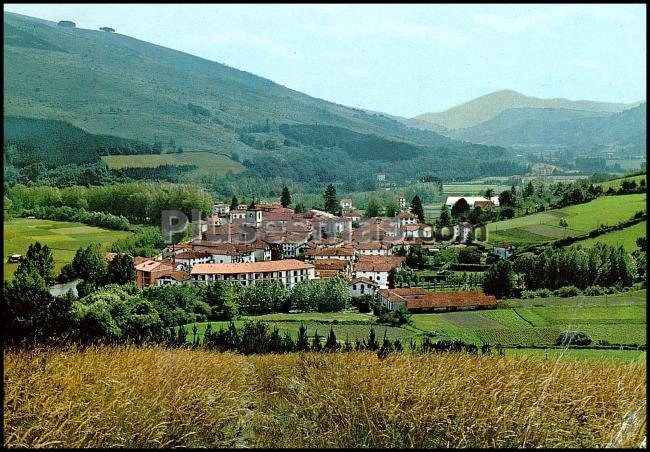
[313,259,349,271]
[190,259,314,275]
[354,255,405,272]
[157,270,192,281]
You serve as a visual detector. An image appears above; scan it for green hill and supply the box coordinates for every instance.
[4,11,519,195]
[414,89,638,130]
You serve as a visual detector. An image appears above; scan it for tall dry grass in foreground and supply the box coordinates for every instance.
[4,347,646,448]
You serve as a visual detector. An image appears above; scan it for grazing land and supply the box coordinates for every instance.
[595,173,646,191]
[486,193,646,247]
[3,347,646,448]
[572,221,646,252]
[3,218,132,279]
[102,151,244,179]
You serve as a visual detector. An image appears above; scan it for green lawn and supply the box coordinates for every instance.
[102,151,244,180]
[504,348,646,364]
[486,193,646,247]
[3,218,132,279]
[596,173,646,191]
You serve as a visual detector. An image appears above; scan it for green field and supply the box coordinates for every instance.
[504,347,646,364]
[596,173,646,191]
[183,291,646,354]
[3,218,132,279]
[572,221,646,252]
[605,160,646,172]
[486,193,646,247]
[102,151,244,180]
[442,183,511,195]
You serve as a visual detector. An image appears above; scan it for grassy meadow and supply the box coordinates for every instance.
[3,218,132,279]
[485,193,646,247]
[572,220,646,252]
[596,173,646,191]
[3,346,646,448]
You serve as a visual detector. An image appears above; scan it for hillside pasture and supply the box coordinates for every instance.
[102,151,244,180]
[486,193,646,247]
[574,221,645,252]
[3,218,132,279]
[596,173,646,191]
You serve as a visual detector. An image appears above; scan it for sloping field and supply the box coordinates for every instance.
[575,221,646,252]
[102,151,244,179]
[596,173,646,191]
[487,193,646,247]
[3,218,132,279]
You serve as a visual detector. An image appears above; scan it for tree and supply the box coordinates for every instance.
[405,245,427,269]
[323,184,338,214]
[280,186,291,208]
[230,195,239,211]
[384,200,399,217]
[16,242,55,285]
[451,198,470,218]
[366,327,379,351]
[106,254,135,285]
[523,181,534,198]
[439,204,452,227]
[294,202,306,213]
[485,188,495,200]
[458,247,481,264]
[324,327,339,351]
[203,280,239,320]
[311,330,323,351]
[410,195,425,223]
[365,196,382,218]
[483,260,514,298]
[498,190,513,207]
[72,243,108,286]
[296,323,309,351]
[636,237,646,251]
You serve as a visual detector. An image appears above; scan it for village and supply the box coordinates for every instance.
[132,194,503,312]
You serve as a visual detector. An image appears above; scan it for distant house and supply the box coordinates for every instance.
[135,259,175,288]
[397,211,419,226]
[377,288,497,311]
[174,250,213,272]
[213,202,230,216]
[156,271,191,286]
[99,26,115,32]
[354,241,391,256]
[342,209,362,223]
[305,246,355,262]
[340,198,353,210]
[493,243,516,259]
[453,222,473,243]
[314,258,351,279]
[190,259,315,289]
[7,254,23,263]
[396,196,406,210]
[348,277,379,297]
[401,224,433,240]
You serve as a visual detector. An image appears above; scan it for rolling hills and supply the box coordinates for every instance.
[414,89,639,130]
[3,11,516,194]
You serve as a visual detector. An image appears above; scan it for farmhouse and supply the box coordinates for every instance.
[342,209,362,223]
[401,223,433,240]
[305,246,355,262]
[173,250,213,271]
[354,241,392,256]
[348,277,379,297]
[213,202,230,216]
[190,259,315,289]
[353,255,405,289]
[134,258,175,288]
[156,270,192,286]
[313,258,351,279]
[493,243,516,259]
[397,211,419,226]
[340,198,353,210]
[453,222,473,243]
[377,288,497,311]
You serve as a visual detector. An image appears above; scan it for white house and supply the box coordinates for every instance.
[174,250,213,272]
[493,244,516,259]
[213,203,230,216]
[353,255,405,290]
[396,196,406,210]
[354,242,392,256]
[348,277,379,297]
[397,211,419,226]
[453,222,473,243]
[340,198,353,210]
[190,259,315,289]
[401,224,433,240]
[156,271,192,286]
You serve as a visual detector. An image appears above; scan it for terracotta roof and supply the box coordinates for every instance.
[157,270,192,281]
[377,288,497,310]
[473,200,493,209]
[135,260,174,273]
[402,224,423,231]
[191,259,315,275]
[354,241,388,250]
[398,211,418,218]
[315,269,342,278]
[175,250,212,259]
[305,246,355,257]
[343,209,363,217]
[313,259,349,271]
[354,255,405,272]
[349,277,380,287]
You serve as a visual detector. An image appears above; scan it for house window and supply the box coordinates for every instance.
[352,284,357,290]
[361,285,365,294]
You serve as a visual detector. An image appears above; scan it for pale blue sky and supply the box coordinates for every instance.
[4,3,647,117]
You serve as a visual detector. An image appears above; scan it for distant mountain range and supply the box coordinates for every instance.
[414,90,641,131]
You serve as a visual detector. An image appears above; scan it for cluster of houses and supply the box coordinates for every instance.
[129,196,501,312]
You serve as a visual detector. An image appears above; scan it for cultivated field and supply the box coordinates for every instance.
[486,193,646,247]
[184,290,646,353]
[102,151,244,179]
[3,218,132,279]
[3,347,646,448]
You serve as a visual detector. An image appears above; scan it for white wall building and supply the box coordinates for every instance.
[190,260,316,289]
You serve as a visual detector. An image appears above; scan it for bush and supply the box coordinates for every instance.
[583,285,605,296]
[555,331,592,346]
[554,285,581,298]
[533,288,553,298]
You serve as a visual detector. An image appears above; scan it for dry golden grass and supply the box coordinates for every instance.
[4,347,646,448]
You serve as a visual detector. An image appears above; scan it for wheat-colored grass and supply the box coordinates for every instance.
[4,347,646,448]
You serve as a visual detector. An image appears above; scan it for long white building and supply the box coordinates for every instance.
[190,259,315,289]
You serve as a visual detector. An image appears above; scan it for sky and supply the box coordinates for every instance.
[3,3,646,117]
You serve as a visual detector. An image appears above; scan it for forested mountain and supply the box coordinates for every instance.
[414,89,638,130]
[450,103,647,152]
[3,11,521,195]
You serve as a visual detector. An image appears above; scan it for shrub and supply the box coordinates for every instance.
[556,331,592,346]
[583,285,605,296]
[554,285,581,297]
[533,288,553,298]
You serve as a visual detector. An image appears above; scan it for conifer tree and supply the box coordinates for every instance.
[410,195,425,223]
[296,323,309,351]
[323,184,338,214]
[230,195,239,211]
[324,327,339,351]
[280,186,291,208]
[312,330,323,351]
